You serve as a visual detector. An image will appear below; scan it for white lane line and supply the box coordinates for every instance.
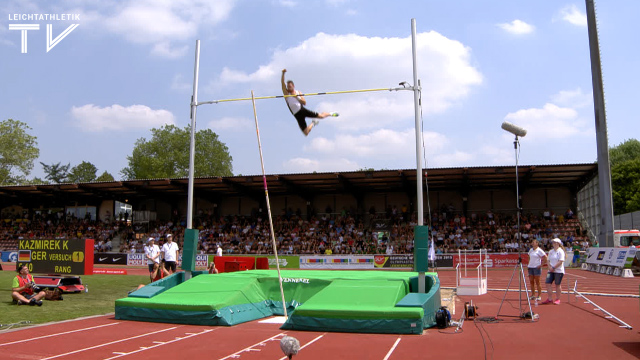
[383,337,402,360]
[218,333,285,360]
[41,327,178,360]
[103,329,215,360]
[565,273,587,279]
[0,323,120,347]
[277,334,325,360]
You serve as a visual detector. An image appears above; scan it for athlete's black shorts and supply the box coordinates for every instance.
[294,106,319,131]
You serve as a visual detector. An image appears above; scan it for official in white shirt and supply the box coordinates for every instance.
[161,234,180,274]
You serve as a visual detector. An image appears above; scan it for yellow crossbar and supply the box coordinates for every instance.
[198,86,410,105]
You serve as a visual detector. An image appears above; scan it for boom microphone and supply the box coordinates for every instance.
[501,121,527,137]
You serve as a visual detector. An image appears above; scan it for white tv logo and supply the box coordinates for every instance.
[9,24,79,53]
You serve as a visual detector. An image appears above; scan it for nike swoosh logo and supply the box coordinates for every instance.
[99,257,107,261]
[113,258,121,262]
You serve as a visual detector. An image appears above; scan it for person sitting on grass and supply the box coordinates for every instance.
[12,265,45,306]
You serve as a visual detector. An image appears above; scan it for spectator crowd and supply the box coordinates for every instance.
[0,205,591,256]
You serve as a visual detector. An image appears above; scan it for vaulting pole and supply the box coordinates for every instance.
[251,91,288,318]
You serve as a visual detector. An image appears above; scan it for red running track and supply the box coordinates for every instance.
[1,267,639,359]
[438,267,640,296]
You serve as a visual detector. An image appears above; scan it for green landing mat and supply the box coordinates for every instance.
[114,270,440,334]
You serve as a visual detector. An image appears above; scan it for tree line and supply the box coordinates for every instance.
[0,119,232,185]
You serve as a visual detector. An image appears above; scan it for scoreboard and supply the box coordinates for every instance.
[17,238,94,275]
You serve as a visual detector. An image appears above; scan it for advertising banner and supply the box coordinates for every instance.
[127,253,145,266]
[266,255,299,269]
[373,254,413,268]
[93,268,128,275]
[176,254,208,268]
[300,255,374,269]
[1,251,18,262]
[94,253,128,265]
[17,238,94,275]
[586,247,636,268]
[452,253,529,268]
[372,254,454,269]
[127,253,208,268]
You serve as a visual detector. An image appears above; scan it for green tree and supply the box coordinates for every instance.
[96,171,115,182]
[40,162,70,183]
[610,139,640,214]
[611,159,640,214]
[121,125,233,180]
[0,119,40,185]
[68,161,98,183]
[610,139,640,167]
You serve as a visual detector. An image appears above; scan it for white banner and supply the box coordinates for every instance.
[299,255,374,269]
[127,253,145,266]
[127,253,208,267]
[176,254,209,268]
[586,247,636,268]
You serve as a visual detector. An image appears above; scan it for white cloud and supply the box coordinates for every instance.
[497,19,535,35]
[282,157,359,173]
[171,74,192,91]
[70,104,175,131]
[277,0,297,7]
[558,5,587,27]
[151,42,189,58]
[100,0,236,57]
[429,151,475,167]
[305,129,448,159]
[207,116,253,131]
[503,103,591,141]
[325,0,349,6]
[551,87,592,108]
[212,31,482,130]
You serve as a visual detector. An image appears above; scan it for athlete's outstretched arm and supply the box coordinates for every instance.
[281,69,288,95]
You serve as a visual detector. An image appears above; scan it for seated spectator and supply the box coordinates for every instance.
[12,265,45,306]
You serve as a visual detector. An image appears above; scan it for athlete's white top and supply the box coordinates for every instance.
[527,247,546,268]
[548,248,565,274]
[162,242,180,262]
[285,90,302,114]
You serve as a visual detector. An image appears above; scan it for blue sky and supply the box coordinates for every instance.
[1,0,638,180]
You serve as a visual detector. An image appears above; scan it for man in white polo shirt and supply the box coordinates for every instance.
[162,234,180,274]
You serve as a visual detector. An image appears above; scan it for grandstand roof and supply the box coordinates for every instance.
[0,163,597,206]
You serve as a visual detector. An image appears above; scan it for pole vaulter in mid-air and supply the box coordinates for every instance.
[281,68,339,136]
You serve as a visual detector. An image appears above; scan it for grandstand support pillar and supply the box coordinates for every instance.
[585,0,614,247]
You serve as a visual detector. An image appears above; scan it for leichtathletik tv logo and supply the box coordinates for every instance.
[7,13,80,53]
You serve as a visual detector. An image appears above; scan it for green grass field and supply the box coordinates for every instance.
[1,270,148,328]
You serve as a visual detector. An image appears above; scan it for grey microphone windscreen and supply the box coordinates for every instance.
[501,121,527,137]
